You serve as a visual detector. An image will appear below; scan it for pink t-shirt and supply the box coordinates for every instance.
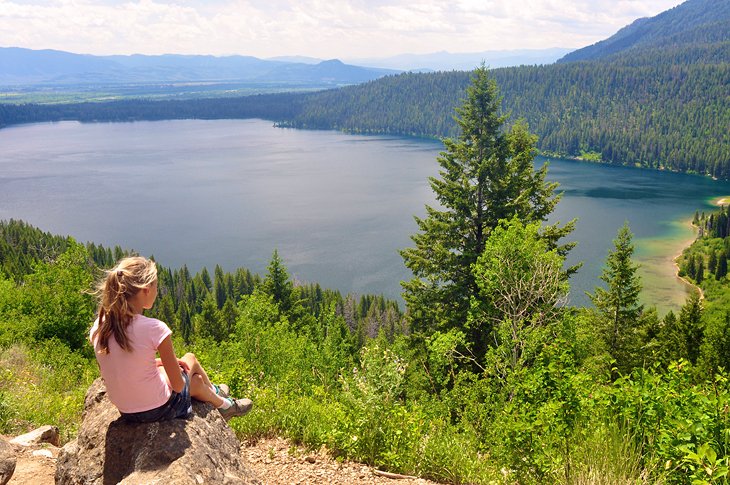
[89,314,173,413]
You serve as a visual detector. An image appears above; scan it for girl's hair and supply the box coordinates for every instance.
[92,256,157,354]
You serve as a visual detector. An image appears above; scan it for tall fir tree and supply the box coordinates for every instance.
[716,254,728,279]
[587,223,643,375]
[695,256,705,284]
[213,264,227,309]
[708,250,718,276]
[400,65,571,348]
[262,249,294,314]
[677,292,703,365]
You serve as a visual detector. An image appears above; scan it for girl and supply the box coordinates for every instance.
[90,256,252,423]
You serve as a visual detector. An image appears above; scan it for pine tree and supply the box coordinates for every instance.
[177,301,192,344]
[708,250,718,276]
[587,223,643,374]
[684,253,697,279]
[213,264,227,309]
[400,66,571,345]
[199,267,212,292]
[716,254,728,279]
[695,257,705,284]
[678,292,703,364]
[262,249,293,313]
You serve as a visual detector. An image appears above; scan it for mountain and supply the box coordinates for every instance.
[558,0,730,64]
[253,59,397,84]
[0,47,119,84]
[346,48,573,71]
[0,48,399,86]
[266,55,323,65]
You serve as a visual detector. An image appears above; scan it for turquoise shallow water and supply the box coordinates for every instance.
[1,119,728,312]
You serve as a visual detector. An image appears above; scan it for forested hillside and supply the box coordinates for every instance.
[558,0,730,64]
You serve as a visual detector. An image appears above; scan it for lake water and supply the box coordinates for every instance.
[2,118,728,313]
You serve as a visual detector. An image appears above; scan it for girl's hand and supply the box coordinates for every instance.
[178,359,191,373]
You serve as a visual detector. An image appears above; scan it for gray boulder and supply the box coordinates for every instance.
[55,378,260,484]
[0,438,16,485]
[10,425,59,447]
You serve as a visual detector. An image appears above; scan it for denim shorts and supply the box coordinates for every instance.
[120,371,193,423]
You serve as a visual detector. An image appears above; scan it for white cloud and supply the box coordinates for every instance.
[0,0,686,57]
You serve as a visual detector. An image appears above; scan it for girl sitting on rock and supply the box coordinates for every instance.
[90,256,252,423]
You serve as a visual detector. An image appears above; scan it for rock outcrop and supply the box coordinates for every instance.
[0,438,16,485]
[56,378,260,484]
[9,425,59,448]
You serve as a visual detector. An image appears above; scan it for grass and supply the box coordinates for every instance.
[0,342,97,443]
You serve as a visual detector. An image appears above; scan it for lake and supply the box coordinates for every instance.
[1,118,728,313]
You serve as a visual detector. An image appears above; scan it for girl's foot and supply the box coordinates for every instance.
[219,398,253,421]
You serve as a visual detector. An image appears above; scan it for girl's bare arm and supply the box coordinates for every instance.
[158,335,185,393]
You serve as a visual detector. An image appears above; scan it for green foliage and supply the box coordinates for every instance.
[0,242,95,351]
[470,218,569,376]
[483,316,592,482]
[680,442,729,484]
[0,341,97,443]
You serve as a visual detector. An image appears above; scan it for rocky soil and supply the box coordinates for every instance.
[4,434,440,485]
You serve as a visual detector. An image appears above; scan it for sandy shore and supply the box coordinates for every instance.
[672,218,703,302]
[671,196,730,303]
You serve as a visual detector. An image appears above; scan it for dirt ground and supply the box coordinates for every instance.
[5,435,440,485]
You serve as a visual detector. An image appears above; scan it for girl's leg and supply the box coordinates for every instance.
[189,373,225,407]
[180,353,225,407]
[180,352,215,389]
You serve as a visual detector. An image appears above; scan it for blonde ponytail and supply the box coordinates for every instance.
[92,256,158,354]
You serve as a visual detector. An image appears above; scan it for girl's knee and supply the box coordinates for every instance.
[181,352,198,366]
[189,373,205,391]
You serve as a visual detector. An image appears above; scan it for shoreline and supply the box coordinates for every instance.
[672,218,703,302]
[671,196,730,304]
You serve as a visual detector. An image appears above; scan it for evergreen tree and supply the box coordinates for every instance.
[587,223,643,374]
[658,310,680,366]
[698,311,730,375]
[262,249,294,313]
[716,254,728,279]
[195,295,223,342]
[400,66,570,348]
[199,267,212,292]
[684,253,697,279]
[177,301,192,344]
[695,256,705,284]
[213,264,227,309]
[220,298,238,338]
[708,250,718,275]
[678,292,703,364]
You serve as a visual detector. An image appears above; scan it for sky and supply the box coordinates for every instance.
[0,0,686,59]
